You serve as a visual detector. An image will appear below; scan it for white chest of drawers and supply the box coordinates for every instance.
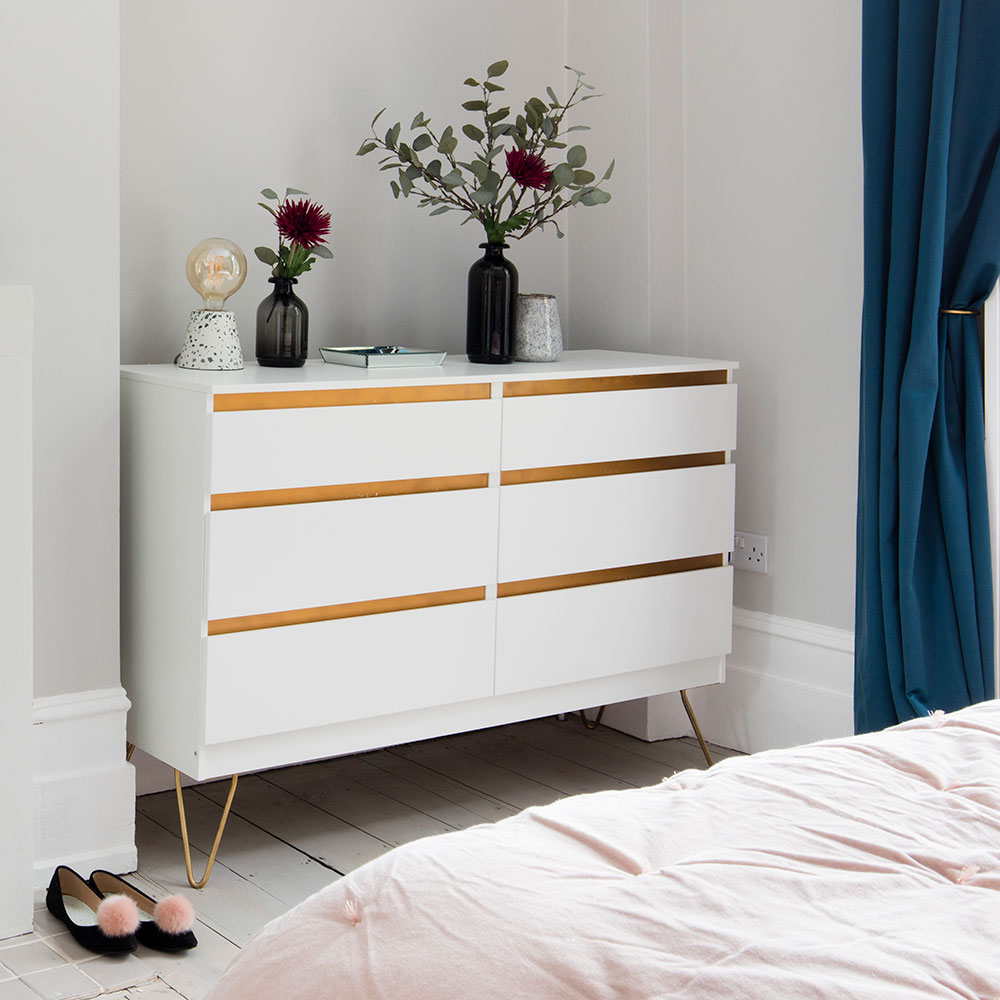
[121,350,737,780]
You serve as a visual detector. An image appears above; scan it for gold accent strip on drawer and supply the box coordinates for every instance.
[214,383,491,411]
[500,453,725,486]
[497,554,725,598]
[208,586,487,635]
[212,473,490,511]
[502,371,729,397]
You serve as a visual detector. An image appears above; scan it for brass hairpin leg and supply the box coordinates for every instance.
[175,770,238,889]
[579,705,606,730]
[680,689,714,767]
[125,742,135,762]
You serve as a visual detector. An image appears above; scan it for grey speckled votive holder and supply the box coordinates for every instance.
[514,293,562,362]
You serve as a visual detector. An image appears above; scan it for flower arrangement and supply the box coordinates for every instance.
[357,61,613,244]
[254,187,333,279]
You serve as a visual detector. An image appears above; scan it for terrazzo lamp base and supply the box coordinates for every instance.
[176,310,244,370]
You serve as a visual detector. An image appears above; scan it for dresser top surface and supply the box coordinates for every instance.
[121,350,738,394]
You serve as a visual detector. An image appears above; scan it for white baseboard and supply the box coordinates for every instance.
[603,608,855,755]
[32,687,137,888]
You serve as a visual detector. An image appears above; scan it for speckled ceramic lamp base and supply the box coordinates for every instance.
[514,293,562,362]
[176,310,245,370]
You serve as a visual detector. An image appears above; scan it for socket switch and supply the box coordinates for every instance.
[732,531,768,574]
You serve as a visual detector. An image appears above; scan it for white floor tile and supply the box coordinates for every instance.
[0,935,38,953]
[45,935,103,966]
[18,964,101,1000]
[0,980,40,1000]
[32,908,69,940]
[75,955,156,993]
[0,940,67,976]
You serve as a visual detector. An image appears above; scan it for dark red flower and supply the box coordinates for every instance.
[506,148,552,190]
[275,198,332,248]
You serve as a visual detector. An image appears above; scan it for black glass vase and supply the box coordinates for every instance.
[256,277,309,367]
[467,242,517,364]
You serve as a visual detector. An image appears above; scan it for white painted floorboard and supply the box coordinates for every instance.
[9,715,733,1000]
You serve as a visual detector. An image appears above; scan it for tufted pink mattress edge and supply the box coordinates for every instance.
[205,700,1000,999]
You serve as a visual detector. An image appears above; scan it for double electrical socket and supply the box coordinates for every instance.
[732,531,768,574]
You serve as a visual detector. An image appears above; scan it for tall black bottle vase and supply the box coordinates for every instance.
[467,242,517,364]
[256,277,309,367]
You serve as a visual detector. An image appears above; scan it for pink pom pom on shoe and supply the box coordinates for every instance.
[154,894,195,935]
[96,894,140,938]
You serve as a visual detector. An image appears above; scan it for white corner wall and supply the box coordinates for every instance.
[1,2,134,889]
[0,288,35,937]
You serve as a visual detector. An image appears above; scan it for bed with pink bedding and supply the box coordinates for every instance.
[206,701,1000,999]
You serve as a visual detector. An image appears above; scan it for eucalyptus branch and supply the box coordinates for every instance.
[357,60,613,244]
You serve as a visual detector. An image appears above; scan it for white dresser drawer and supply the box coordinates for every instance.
[211,394,500,494]
[204,600,496,744]
[206,487,499,621]
[501,383,736,470]
[494,566,733,695]
[498,464,735,582]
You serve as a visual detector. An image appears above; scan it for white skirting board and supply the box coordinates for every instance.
[603,607,855,754]
[32,687,137,889]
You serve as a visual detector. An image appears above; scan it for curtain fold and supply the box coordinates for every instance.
[856,0,1000,732]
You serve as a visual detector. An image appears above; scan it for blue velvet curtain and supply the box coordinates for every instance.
[856,0,1000,732]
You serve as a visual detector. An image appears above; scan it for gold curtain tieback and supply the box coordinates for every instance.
[940,307,981,315]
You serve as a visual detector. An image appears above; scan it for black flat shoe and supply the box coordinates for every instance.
[88,870,198,952]
[46,866,139,954]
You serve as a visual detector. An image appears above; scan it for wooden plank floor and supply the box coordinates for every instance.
[25,716,738,1000]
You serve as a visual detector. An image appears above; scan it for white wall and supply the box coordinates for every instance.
[0,4,121,699]
[121,0,572,365]
[684,0,862,632]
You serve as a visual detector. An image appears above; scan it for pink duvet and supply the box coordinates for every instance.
[206,701,1000,999]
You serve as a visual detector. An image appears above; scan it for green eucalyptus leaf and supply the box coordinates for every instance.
[257,202,278,216]
[487,59,509,77]
[552,195,563,210]
[390,180,401,199]
[412,133,433,151]
[546,86,560,106]
[462,99,487,112]
[405,164,422,180]
[470,186,497,206]
[462,123,486,142]
[410,112,425,129]
[426,159,443,176]
[468,159,489,183]
[397,143,412,163]
[439,136,459,156]
[572,169,596,186]
[399,171,414,196]
[371,108,386,129]
[552,163,574,187]
[464,77,480,87]
[515,114,528,135]
[485,145,504,162]
[541,117,554,138]
[483,169,501,191]
[579,93,604,101]
[260,188,279,200]
[312,245,334,259]
[564,65,585,77]
[254,246,279,265]
[386,122,401,149]
[603,159,615,180]
[546,140,567,149]
[566,145,587,167]
[286,187,308,197]
[554,221,565,239]
[484,81,505,92]
[429,205,451,216]
[527,97,548,116]
[581,188,611,206]
[356,140,378,156]
[441,168,465,187]
[524,105,541,131]
[379,162,400,171]
[486,107,510,124]
[565,125,591,132]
